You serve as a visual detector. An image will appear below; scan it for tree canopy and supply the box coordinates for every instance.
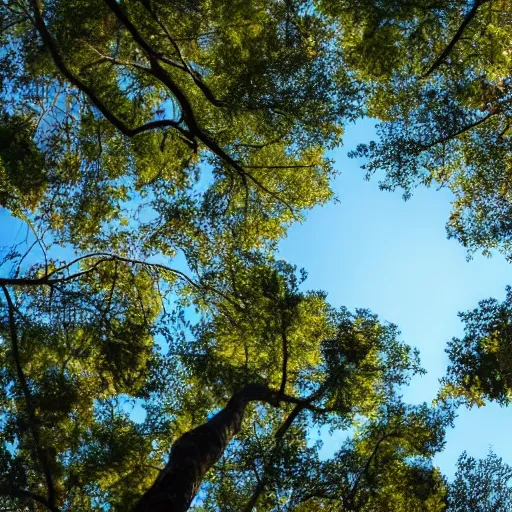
[345,0,512,258]
[448,450,512,511]
[1,0,512,510]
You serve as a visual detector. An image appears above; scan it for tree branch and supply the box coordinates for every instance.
[139,0,226,108]
[418,109,497,151]
[132,383,282,512]
[0,286,58,511]
[0,252,242,311]
[347,431,401,506]
[245,374,342,510]
[424,0,491,77]
[29,0,195,146]
[279,327,289,395]
[31,0,297,214]
[0,486,61,512]
[102,0,297,216]
[0,486,62,512]
[241,164,319,169]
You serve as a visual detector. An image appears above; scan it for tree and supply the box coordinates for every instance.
[448,450,512,511]
[0,2,362,505]
[441,285,512,406]
[0,0,356,257]
[0,257,454,511]
[342,0,512,259]
[0,0,505,510]
[326,0,512,424]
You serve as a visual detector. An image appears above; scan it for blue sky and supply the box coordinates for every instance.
[279,119,512,477]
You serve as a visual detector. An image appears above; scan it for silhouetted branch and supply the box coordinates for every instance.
[424,0,491,76]
[0,252,242,310]
[103,0,298,215]
[139,0,226,108]
[29,0,195,146]
[279,328,289,395]
[245,373,343,510]
[418,109,497,151]
[0,486,61,512]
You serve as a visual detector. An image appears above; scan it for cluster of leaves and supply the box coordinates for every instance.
[0,260,170,509]
[341,0,512,259]
[447,449,512,511]
[442,286,512,406]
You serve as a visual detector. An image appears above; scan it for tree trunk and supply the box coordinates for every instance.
[132,383,280,512]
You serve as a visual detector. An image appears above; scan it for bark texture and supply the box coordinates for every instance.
[132,384,280,512]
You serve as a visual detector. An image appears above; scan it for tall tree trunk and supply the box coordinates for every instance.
[132,383,280,512]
